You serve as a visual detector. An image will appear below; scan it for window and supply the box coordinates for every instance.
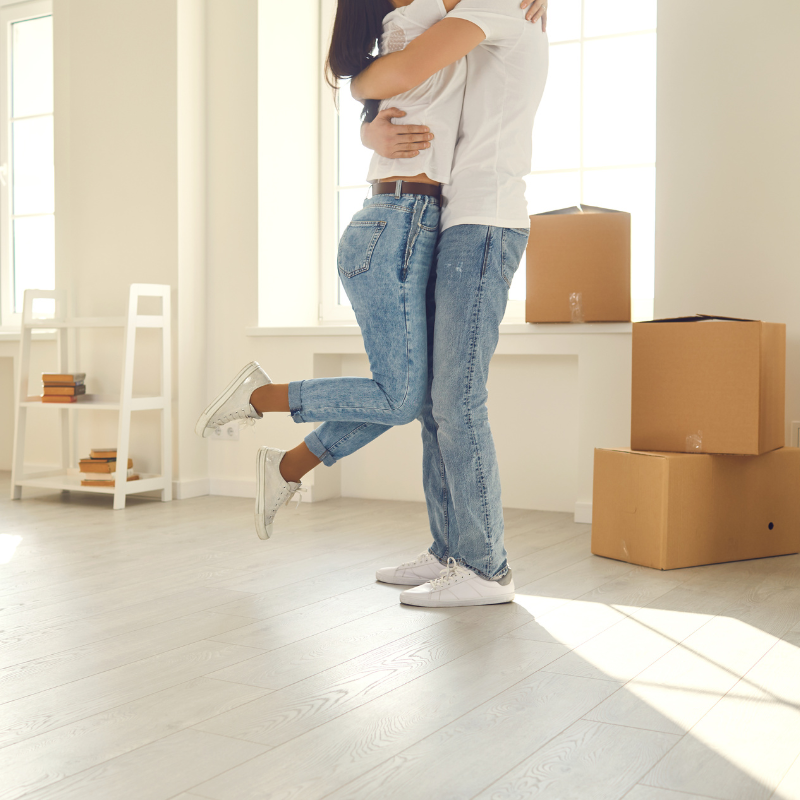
[0,0,54,327]
[325,0,657,323]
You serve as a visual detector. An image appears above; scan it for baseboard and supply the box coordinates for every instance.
[574,501,592,524]
[173,478,210,500]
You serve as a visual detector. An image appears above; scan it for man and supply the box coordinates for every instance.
[354,0,549,607]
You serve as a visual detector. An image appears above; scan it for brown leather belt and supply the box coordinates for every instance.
[372,180,441,199]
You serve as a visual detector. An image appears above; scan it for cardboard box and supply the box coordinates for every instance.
[525,205,631,323]
[592,447,800,570]
[632,315,786,455]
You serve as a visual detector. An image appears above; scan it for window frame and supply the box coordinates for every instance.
[321,2,657,324]
[0,0,54,329]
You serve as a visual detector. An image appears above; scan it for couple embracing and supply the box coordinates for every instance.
[197,0,549,609]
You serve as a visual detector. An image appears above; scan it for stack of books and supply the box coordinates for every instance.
[79,449,139,487]
[42,373,86,403]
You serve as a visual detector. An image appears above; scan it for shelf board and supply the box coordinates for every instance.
[21,395,166,411]
[16,471,167,495]
[23,317,126,329]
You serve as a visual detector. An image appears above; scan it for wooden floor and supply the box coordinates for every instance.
[2,473,800,800]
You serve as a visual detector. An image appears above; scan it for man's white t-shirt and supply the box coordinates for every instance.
[366,0,467,185]
[441,0,549,231]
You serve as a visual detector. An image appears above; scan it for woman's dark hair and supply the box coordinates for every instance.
[325,0,394,122]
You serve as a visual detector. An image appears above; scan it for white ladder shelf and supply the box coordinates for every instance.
[10,284,173,510]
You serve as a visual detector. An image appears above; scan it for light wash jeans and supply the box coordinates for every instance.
[290,217,528,581]
[289,192,440,458]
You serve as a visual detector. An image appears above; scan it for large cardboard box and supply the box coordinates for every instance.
[526,205,631,323]
[631,315,786,455]
[592,447,800,570]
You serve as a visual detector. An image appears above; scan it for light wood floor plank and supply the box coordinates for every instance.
[193,636,569,800]
[0,610,258,704]
[0,640,264,746]
[194,610,532,748]
[474,719,679,800]
[14,729,267,800]
[321,672,620,800]
[0,677,268,800]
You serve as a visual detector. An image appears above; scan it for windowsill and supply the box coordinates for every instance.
[246,321,633,337]
[0,328,57,342]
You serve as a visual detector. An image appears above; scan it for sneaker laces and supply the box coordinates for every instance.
[429,557,469,589]
[214,407,256,428]
[285,485,307,509]
[400,551,434,568]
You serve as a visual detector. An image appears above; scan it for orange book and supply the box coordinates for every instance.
[42,373,86,384]
[42,395,78,404]
[91,448,117,459]
[78,458,133,473]
[43,385,86,397]
[81,475,140,487]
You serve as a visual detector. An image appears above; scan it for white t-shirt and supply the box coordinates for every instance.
[366,0,467,185]
[441,0,549,231]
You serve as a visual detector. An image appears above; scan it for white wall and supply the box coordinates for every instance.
[655,0,800,440]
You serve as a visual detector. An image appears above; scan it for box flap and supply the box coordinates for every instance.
[533,204,625,216]
[640,314,759,324]
[596,447,695,460]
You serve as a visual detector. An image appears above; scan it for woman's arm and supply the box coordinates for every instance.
[351,17,485,101]
[520,0,548,30]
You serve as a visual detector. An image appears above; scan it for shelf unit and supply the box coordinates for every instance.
[10,284,172,510]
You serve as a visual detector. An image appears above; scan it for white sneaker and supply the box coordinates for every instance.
[376,551,444,586]
[254,446,305,540]
[195,362,272,438]
[399,558,515,608]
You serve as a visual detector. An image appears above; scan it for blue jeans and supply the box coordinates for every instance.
[289,193,440,459]
[290,222,528,581]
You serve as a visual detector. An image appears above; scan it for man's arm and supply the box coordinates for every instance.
[361,108,434,160]
[351,17,485,101]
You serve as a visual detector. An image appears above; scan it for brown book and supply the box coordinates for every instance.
[91,448,117,459]
[43,380,85,388]
[78,458,133,473]
[42,395,78,404]
[42,373,86,383]
[43,385,87,397]
[81,474,140,487]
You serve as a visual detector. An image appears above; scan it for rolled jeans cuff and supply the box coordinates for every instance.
[304,429,338,467]
[288,380,307,422]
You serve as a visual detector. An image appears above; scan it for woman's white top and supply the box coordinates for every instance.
[440,0,550,231]
[365,0,466,186]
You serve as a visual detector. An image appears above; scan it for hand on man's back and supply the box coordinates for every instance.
[361,108,434,159]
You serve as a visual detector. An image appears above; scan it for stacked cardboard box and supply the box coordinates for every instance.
[592,315,800,570]
[525,206,631,323]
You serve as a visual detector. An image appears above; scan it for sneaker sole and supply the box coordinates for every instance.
[399,593,515,608]
[254,447,272,540]
[375,574,436,586]
[195,361,263,439]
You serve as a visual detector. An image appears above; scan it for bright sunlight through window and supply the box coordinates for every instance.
[331,0,657,321]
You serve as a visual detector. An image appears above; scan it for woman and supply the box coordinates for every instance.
[196,0,468,541]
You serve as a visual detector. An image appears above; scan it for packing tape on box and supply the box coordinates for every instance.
[685,430,703,453]
[568,292,585,324]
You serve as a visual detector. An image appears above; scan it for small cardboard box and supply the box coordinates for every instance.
[592,447,800,570]
[631,315,786,455]
[525,205,631,323]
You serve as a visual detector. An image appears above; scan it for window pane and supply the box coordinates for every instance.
[526,171,582,215]
[12,116,54,215]
[13,215,55,313]
[337,79,373,188]
[12,15,53,118]
[583,33,656,168]
[546,0,582,42]
[582,166,655,304]
[531,42,581,172]
[584,0,657,38]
